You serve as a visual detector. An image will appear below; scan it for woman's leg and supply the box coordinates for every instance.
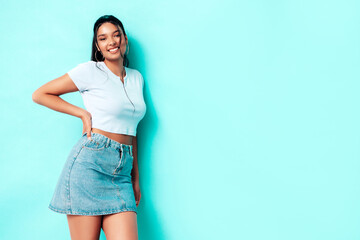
[67,215,103,240]
[102,211,138,240]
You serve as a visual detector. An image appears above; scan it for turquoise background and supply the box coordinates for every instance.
[1,0,360,239]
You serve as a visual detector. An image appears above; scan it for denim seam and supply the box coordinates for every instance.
[67,145,85,212]
[112,147,123,175]
[83,146,107,151]
[83,139,107,151]
[48,204,137,215]
[129,145,133,158]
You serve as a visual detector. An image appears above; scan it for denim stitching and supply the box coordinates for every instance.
[83,139,107,151]
[66,144,86,211]
[112,145,124,204]
[129,145,133,158]
[49,204,137,215]
[112,146,123,175]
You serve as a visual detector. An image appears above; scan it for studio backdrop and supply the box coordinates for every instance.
[1,0,360,239]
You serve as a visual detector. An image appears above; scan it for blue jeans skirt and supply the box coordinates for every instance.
[48,131,137,215]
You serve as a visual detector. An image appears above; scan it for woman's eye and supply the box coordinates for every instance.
[100,38,105,41]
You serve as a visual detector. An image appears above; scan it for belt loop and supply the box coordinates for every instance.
[105,138,110,147]
[129,145,133,157]
[120,144,124,156]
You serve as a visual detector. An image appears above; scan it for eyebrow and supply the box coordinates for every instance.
[97,30,120,38]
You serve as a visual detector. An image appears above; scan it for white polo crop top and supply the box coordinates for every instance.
[67,60,146,136]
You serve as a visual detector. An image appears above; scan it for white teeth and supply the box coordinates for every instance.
[109,48,118,52]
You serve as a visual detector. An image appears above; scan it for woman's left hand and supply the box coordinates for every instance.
[132,178,141,207]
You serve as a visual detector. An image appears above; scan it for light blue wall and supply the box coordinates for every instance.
[1,0,360,239]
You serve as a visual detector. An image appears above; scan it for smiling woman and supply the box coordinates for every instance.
[32,15,146,240]
[95,23,128,68]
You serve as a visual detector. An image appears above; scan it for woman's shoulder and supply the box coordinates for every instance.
[70,60,97,70]
[76,61,108,74]
[126,67,144,88]
[125,66,143,79]
[80,60,98,67]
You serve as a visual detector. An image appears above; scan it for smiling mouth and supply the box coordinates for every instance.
[108,47,119,53]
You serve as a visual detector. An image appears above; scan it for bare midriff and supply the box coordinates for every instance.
[91,128,134,145]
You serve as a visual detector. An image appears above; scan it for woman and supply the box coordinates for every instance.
[32,15,146,240]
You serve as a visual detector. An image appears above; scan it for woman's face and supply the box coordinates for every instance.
[96,22,128,62]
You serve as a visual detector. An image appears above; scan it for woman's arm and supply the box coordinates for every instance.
[32,73,92,138]
[131,136,140,181]
[32,73,87,118]
[132,135,141,206]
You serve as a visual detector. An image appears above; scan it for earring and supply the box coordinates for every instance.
[95,49,104,62]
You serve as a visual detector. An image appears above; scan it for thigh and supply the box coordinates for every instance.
[67,215,103,240]
[102,211,138,240]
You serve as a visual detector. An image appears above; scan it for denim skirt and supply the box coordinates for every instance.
[48,131,137,215]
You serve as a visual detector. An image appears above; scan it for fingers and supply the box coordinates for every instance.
[136,191,141,206]
[87,128,92,140]
[81,111,92,140]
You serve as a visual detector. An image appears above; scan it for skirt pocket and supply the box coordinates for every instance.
[75,145,121,177]
[83,138,107,151]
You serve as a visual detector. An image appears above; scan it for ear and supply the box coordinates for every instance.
[125,34,128,45]
[95,42,100,51]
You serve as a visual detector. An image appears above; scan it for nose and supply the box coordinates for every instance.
[109,37,116,45]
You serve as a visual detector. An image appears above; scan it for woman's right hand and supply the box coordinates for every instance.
[81,110,92,140]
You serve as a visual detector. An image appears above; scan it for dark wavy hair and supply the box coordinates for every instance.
[91,15,129,67]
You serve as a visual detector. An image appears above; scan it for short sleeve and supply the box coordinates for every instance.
[139,72,145,89]
[67,61,93,93]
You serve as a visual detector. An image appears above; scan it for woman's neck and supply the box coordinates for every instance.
[104,59,126,80]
